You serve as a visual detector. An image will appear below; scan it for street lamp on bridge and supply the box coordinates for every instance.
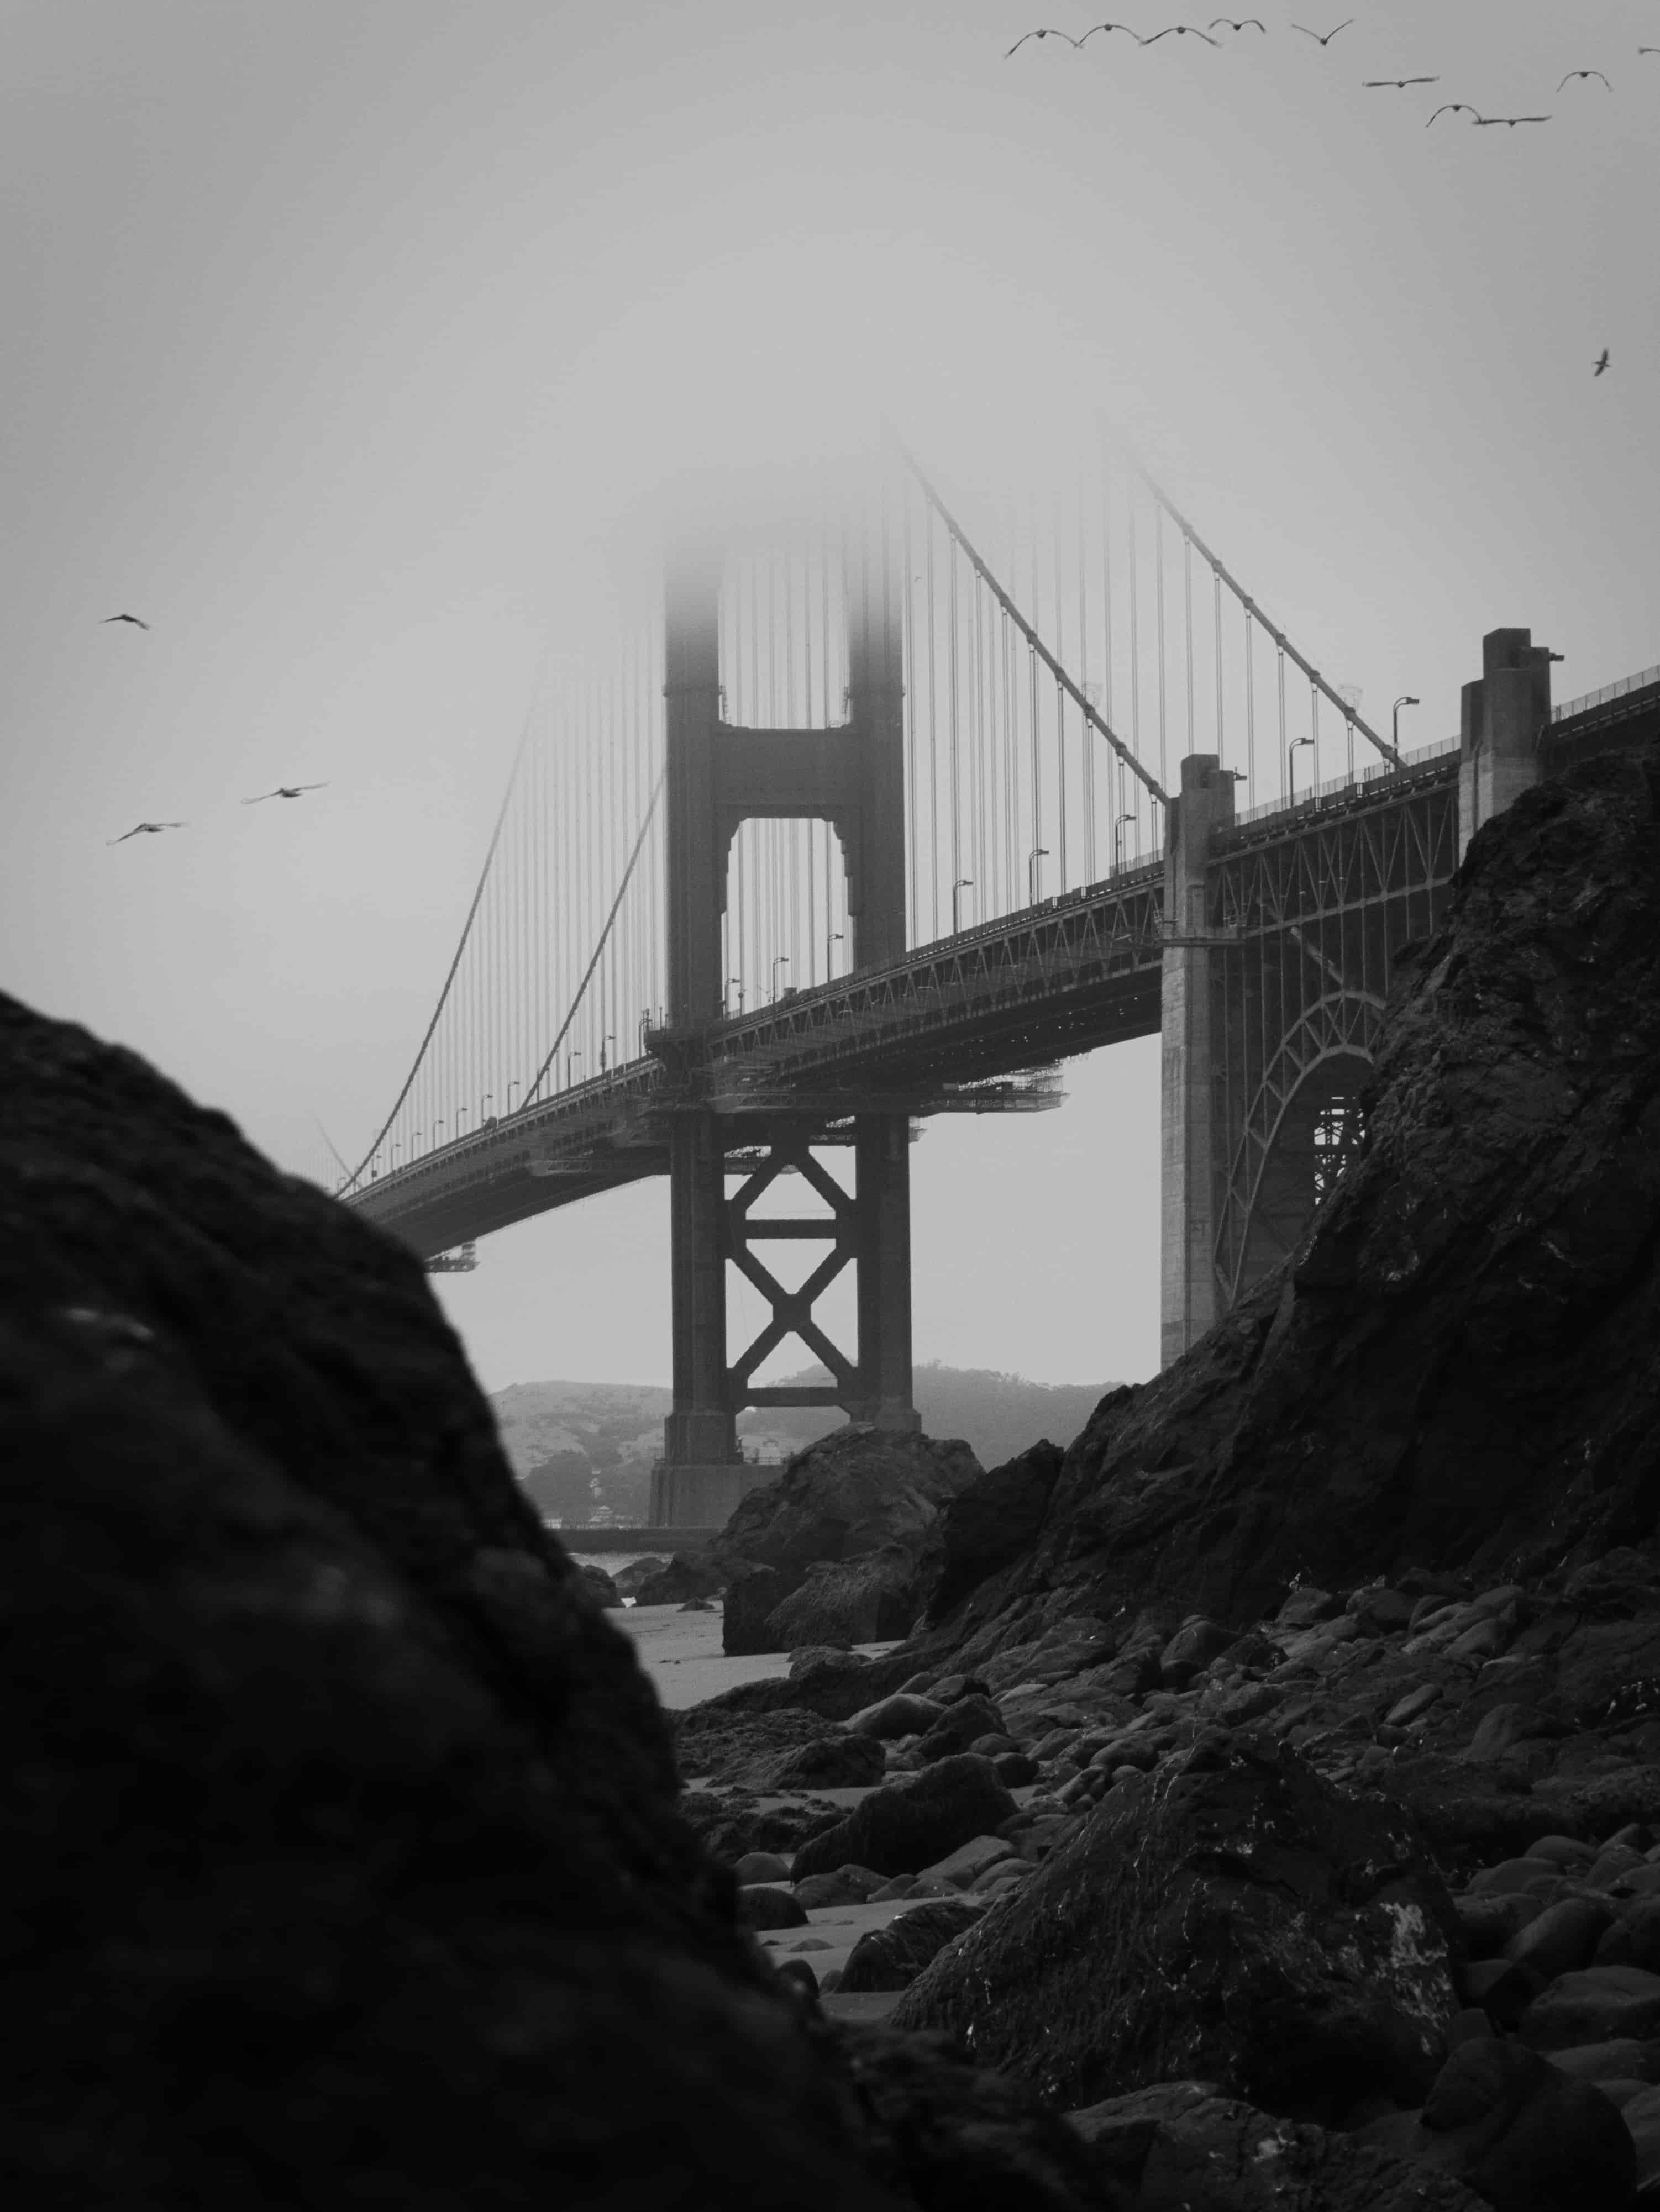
[770,955,790,1002]
[600,1035,614,1071]
[566,1052,581,1091]
[952,878,973,935]
[1113,813,1137,870]
[480,1094,492,1126]
[1288,734,1315,800]
[507,1080,519,1114]
[1393,695,1421,755]
[726,976,744,1016]
[456,1109,469,1137]
[826,929,843,979]
[1028,847,1049,905]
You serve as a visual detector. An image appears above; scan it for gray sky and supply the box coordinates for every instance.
[4,1,1655,1393]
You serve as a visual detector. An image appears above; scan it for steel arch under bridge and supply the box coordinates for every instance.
[1200,754,1461,1320]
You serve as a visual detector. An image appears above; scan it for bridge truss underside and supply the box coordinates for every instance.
[1208,765,1460,1308]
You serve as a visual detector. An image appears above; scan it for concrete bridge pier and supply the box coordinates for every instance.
[1160,753,1236,1370]
[1458,627,1557,861]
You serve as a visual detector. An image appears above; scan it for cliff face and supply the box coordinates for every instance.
[952,747,1660,1639]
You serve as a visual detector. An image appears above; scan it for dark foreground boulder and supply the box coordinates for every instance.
[1359,2037,1636,2212]
[1072,2089,1490,2212]
[893,1732,1461,2120]
[792,1755,1019,1882]
[764,1733,889,1791]
[0,989,922,2209]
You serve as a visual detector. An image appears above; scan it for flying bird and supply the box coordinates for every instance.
[243,783,329,804]
[109,821,186,844]
[1209,18,1267,30]
[1079,20,1146,40]
[1594,349,1610,376]
[1364,77,1438,89]
[1427,103,1483,125]
[1642,49,1659,57]
[1472,113,1551,127]
[1291,19,1352,45]
[1006,27,1082,53]
[1142,23,1218,42]
[101,613,150,629]
[1557,70,1611,92]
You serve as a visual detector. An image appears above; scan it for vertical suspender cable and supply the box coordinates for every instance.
[1128,489,1143,839]
[1079,484,1094,882]
[902,488,916,952]
[1155,504,1168,798]
[1277,642,1288,802]
[926,506,939,941]
[1244,603,1256,803]
[1184,530,1195,760]
[1053,497,1067,892]
[1214,563,1225,767]
[948,534,961,900]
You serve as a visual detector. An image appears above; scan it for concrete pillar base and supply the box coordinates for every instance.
[648,1460,776,1531]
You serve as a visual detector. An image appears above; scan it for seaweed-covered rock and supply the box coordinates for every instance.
[766,1550,927,1650]
[718,1429,983,1656]
[792,1756,1018,1882]
[840,1900,984,1994]
[763,1734,888,1792]
[892,1732,1460,2120]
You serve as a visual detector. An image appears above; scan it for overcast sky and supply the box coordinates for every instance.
[4,1,1655,1395]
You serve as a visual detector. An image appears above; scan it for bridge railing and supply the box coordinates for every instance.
[1550,665,1660,722]
[1227,735,1460,836]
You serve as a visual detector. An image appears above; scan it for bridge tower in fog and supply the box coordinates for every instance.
[652,525,918,1526]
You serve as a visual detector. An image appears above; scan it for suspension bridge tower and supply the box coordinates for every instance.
[650,523,920,1528]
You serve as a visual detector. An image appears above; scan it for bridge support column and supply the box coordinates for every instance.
[852,1113,921,1433]
[1160,754,1235,1369]
[1458,627,1557,861]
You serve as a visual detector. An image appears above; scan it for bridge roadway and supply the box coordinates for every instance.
[349,736,1472,1264]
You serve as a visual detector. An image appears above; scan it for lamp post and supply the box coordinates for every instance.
[770,954,790,1002]
[456,1109,469,1137]
[952,878,973,935]
[726,976,744,1017]
[826,928,844,978]
[507,1080,519,1114]
[391,1141,401,1167]
[480,1094,492,1126]
[1028,846,1049,905]
[600,1035,614,1072]
[566,1052,581,1091]
[1289,734,1315,799]
[1392,694,1420,757]
[433,1119,445,1144]
[1113,812,1136,870]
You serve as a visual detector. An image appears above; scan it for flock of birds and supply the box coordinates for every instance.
[1006,15,1651,376]
[100,615,327,845]
[1005,18,1655,128]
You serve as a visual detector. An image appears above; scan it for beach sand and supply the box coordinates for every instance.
[614,1602,901,1711]
[614,1603,929,2015]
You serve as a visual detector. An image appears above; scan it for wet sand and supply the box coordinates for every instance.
[614,1602,900,1711]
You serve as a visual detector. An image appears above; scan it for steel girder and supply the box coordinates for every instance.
[1207,766,1460,1309]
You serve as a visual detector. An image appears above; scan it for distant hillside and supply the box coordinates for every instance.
[490,1365,1109,1526]
[735,1363,1110,1472]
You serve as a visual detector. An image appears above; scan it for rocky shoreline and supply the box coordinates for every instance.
[1,743,1655,2205]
